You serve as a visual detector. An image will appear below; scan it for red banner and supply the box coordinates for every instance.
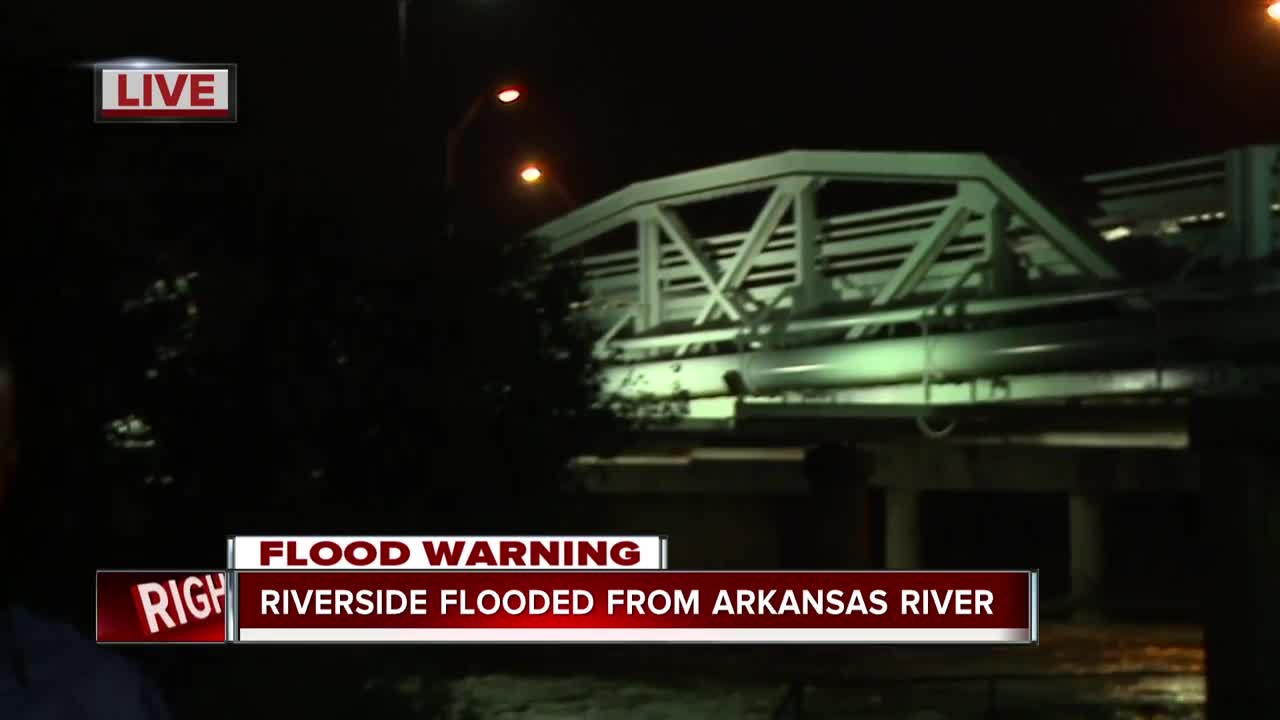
[96,570,228,644]
[234,570,1036,644]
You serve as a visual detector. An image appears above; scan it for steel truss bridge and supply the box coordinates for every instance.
[531,145,1280,444]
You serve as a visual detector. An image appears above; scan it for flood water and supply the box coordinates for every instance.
[437,623,1204,718]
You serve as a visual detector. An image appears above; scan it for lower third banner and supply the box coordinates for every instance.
[97,570,228,644]
[233,570,1037,644]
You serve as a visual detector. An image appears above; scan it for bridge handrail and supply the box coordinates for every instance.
[577,197,958,272]
[576,203,1044,292]
[1083,153,1222,184]
[1086,147,1279,230]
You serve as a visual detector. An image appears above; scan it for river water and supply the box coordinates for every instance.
[433,623,1204,718]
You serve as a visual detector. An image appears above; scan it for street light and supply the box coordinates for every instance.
[446,85,526,189]
[518,163,576,209]
[519,164,543,184]
[1270,1,1280,21]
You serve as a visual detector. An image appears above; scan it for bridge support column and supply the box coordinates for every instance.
[1192,399,1280,717]
[787,444,873,569]
[1224,146,1277,265]
[884,488,920,569]
[1068,493,1105,621]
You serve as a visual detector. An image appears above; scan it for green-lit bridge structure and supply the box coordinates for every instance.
[532,145,1280,714]
[533,145,1280,435]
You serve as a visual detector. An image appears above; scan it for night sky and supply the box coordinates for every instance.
[6,2,1280,232]
[441,1,1280,222]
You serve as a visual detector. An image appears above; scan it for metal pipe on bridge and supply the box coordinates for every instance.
[601,303,1280,400]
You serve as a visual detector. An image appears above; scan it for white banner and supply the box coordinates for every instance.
[228,535,668,571]
[235,627,1032,644]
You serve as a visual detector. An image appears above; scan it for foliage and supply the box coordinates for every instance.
[103,205,647,540]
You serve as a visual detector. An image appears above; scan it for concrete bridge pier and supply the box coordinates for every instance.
[1193,399,1280,718]
[1201,452,1280,717]
[787,444,873,569]
[884,487,921,569]
[1068,493,1105,621]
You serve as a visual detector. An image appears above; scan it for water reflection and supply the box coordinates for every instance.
[440,624,1205,718]
[1100,673,1204,707]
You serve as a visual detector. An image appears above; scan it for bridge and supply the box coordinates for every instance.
[533,145,1280,712]
[534,145,1279,430]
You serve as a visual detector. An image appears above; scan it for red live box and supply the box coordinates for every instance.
[96,570,228,644]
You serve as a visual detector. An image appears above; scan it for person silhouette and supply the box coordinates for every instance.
[0,332,172,718]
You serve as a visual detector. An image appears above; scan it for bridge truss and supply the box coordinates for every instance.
[532,146,1280,433]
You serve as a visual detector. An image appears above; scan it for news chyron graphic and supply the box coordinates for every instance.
[96,571,228,644]
[97,535,1039,645]
[93,61,237,123]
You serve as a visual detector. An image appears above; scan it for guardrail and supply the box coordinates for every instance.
[1086,148,1279,267]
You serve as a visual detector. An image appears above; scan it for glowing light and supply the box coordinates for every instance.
[496,88,522,104]
[519,165,543,183]
[995,343,1066,355]
[1101,226,1132,241]
[772,364,824,374]
[1270,1,1280,21]
[80,57,174,70]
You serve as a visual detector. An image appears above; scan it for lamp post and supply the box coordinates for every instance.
[397,0,412,81]
[446,86,523,189]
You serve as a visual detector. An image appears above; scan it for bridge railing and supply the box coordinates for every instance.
[1086,146,1279,268]
[1088,153,1227,229]
[576,198,1089,355]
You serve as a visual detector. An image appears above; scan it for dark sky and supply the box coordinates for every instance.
[441,1,1280,205]
[5,1,1280,226]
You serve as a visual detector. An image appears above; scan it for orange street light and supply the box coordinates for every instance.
[496,87,522,104]
[1270,1,1280,21]
[518,164,576,209]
